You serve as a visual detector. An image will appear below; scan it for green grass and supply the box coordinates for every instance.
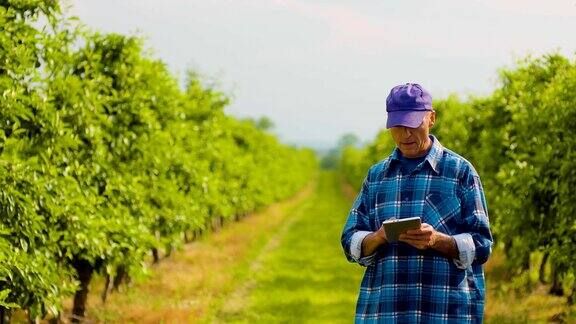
[20,169,572,323]
[212,170,576,323]
[214,171,364,323]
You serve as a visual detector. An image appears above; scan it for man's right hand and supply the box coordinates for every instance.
[361,225,387,257]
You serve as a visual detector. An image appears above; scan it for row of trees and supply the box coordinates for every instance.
[339,53,576,304]
[0,1,316,322]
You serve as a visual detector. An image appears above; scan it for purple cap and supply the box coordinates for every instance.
[386,83,433,128]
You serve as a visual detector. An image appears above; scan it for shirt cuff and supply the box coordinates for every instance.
[452,233,475,269]
[350,231,376,266]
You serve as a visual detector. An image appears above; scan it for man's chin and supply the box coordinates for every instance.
[400,149,418,158]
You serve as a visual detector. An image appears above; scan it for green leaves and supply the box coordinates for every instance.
[1,0,317,319]
[0,290,18,308]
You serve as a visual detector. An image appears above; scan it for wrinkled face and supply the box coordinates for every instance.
[390,111,435,158]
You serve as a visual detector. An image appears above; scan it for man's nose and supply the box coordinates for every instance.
[402,127,412,137]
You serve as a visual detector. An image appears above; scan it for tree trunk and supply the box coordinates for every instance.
[211,217,222,232]
[0,307,10,324]
[549,267,564,296]
[539,252,549,284]
[520,253,530,271]
[72,259,94,323]
[27,312,40,324]
[193,228,202,240]
[568,282,576,305]
[48,313,61,324]
[503,240,512,259]
[101,273,112,303]
[152,248,160,264]
[165,244,173,258]
[112,266,126,291]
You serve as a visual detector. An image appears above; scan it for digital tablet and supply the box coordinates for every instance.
[381,216,422,243]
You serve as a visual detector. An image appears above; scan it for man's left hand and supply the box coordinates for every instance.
[398,223,439,249]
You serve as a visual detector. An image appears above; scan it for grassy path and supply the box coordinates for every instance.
[214,171,363,323]
[84,171,364,323]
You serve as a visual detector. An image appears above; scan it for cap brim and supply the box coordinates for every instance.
[386,110,427,128]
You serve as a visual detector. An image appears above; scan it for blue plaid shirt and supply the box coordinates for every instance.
[341,135,493,323]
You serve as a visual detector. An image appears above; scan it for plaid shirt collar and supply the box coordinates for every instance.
[387,135,443,176]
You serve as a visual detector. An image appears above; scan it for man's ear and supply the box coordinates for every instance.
[429,111,436,128]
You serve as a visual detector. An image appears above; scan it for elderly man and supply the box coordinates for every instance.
[341,83,493,323]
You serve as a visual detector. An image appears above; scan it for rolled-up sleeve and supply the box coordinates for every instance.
[452,233,475,269]
[458,172,493,267]
[350,231,376,266]
[341,176,376,267]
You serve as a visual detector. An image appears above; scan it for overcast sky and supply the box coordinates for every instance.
[68,0,576,150]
